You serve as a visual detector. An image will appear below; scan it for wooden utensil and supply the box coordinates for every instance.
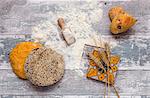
[58,18,76,46]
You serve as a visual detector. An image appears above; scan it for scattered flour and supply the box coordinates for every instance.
[31,1,103,70]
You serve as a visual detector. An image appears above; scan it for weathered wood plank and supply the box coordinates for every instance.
[1,95,144,98]
[1,35,150,70]
[0,69,150,95]
[101,35,150,70]
[0,0,150,36]
[1,95,147,98]
[1,95,150,98]
[1,95,149,98]
[1,95,62,98]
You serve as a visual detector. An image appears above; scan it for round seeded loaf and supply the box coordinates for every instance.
[25,47,65,86]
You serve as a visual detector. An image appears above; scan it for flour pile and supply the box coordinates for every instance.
[31,1,103,69]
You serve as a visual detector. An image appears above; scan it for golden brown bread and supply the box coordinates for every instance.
[110,13,137,34]
[109,6,126,21]
[9,42,42,79]
[109,6,137,34]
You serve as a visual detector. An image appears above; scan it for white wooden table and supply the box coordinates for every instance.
[0,0,150,97]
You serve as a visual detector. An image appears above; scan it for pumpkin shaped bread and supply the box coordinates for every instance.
[9,42,42,79]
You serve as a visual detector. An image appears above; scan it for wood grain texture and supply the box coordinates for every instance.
[1,35,150,70]
[1,95,148,98]
[0,69,150,95]
[0,0,150,97]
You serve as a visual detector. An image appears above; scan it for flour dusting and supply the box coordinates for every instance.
[31,1,103,70]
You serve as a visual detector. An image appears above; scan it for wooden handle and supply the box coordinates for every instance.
[58,18,65,30]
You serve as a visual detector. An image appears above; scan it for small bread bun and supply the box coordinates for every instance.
[109,6,137,34]
[110,13,137,34]
[25,47,65,86]
[9,42,42,79]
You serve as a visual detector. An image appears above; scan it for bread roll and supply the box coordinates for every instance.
[110,13,137,34]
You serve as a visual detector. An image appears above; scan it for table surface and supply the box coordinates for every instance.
[0,0,150,98]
